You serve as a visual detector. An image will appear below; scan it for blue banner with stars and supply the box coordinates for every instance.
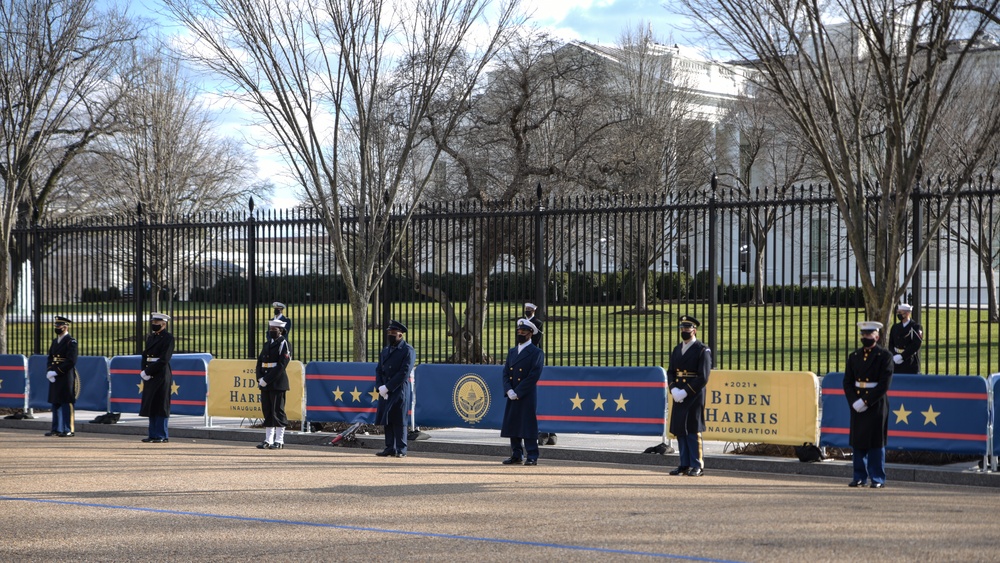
[0,354,27,409]
[305,362,379,424]
[413,364,667,436]
[28,355,110,412]
[820,372,988,455]
[109,354,211,416]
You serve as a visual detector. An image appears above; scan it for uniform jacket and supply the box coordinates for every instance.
[256,336,291,391]
[525,316,543,348]
[47,333,79,405]
[374,340,415,426]
[843,344,894,449]
[667,338,712,436]
[140,330,175,418]
[501,342,544,439]
[888,320,923,374]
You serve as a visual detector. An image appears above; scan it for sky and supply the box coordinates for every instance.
[128,0,694,210]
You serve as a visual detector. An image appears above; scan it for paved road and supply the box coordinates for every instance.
[2,428,998,562]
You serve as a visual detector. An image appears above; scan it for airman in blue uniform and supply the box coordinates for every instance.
[374,320,415,457]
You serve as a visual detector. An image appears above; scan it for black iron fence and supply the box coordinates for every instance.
[8,181,1000,376]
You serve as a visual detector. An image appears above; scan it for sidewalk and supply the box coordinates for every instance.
[3,410,997,488]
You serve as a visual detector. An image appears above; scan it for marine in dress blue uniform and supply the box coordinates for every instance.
[666,315,712,477]
[45,316,79,437]
[844,321,894,488]
[888,303,922,374]
[140,313,175,443]
[374,320,415,457]
[501,319,545,465]
[257,319,291,450]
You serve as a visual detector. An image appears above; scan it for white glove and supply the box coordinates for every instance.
[140,372,151,381]
[258,378,267,388]
[852,399,867,413]
[671,388,687,403]
[893,354,903,365]
[507,389,517,400]
[47,374,56,383]
[47,370,57,378]
[378,385,388,396]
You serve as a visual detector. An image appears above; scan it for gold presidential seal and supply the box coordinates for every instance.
[453,373,490,424]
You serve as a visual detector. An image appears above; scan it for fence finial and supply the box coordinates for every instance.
[248,197,255,213]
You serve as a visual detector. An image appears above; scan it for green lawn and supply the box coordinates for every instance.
[8,301,998,377]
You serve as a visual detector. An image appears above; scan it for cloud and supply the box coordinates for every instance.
[538,0,692,45]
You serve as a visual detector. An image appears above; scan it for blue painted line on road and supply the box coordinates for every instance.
[1,495,742,562]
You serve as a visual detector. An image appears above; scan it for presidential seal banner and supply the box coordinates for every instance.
[207,359,304,420]
[820,372,988,455]
[414,364,504,428]
[694,370,820,446]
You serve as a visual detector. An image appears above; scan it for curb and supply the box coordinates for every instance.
[3,419,997,488]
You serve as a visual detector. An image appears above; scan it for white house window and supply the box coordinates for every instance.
[809,218,829,274]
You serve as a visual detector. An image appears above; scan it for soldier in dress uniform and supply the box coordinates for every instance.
[374,320,415,458]
[140,313,175,443]
[888,303,922,374]
[525,303,556,447]
[257,319,291,449]
[45,316,79,437]
[666,315,712,477]
[266,302,292,340]
[844,321,894,488]
[501,318,545,466]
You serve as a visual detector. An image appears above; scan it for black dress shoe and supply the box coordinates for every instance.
[269,443,284,449]
[524,459,537,466]
[501,457,523,465]
[870,482,885,489]
[848,480,866,487]
[669,467,690,476]
[142,438,154,442]
[44,431,57,437]
[686,468,703,477]
[547,434,557,445]
[375,450,394,457]
[150,438,167,443]
[58,432,75,437]
[256,442,271,449]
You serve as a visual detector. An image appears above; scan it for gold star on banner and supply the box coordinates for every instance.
[0,379,4,389]
[614,393,629,411]
[893,404,912,424]
[921,405,940,426]
[171,382,180,395]
[350,386,362,402]
[570,393,585,410]
[332,386,344,401]
[591,393,607,411]
[368,388,381,402]
[137,382,144,394]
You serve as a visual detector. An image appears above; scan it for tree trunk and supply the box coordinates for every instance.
[350,294,369,362]
[634,268,648,312]
[452,268,491,364]
[751,246,766,305]
[985,265,999,323]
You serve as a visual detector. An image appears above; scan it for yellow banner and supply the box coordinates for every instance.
[206,359,304,420]
[670,370,819,446]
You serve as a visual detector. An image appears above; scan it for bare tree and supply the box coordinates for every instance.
[716,85,813,304]
[164,0,521,360]
[678,0,1000,327]
[0,0,138,352]
[406,31,617,363]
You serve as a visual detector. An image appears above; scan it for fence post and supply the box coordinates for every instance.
[534,183,547,316]
[31,207,41,355]
[708,174,719,358]
[246,197,257,359]
[134,204,144,355]
[910,180,922,323]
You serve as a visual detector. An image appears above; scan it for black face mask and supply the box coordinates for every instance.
[516,333,530,344]
[524,310,533,318]
[680,331,693,341]
[274,309,282,316]
[53,327,65,335]
[387,335,400,346]
[896,314,904,322]
[151,324,162,333]
[861,337,876,348]
[269,330,281,339]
